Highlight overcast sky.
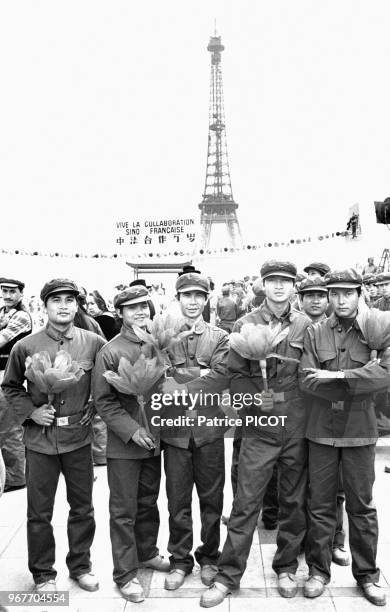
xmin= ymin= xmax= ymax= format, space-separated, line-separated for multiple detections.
xmin=1 ymin=0 xmax=390 ymax=260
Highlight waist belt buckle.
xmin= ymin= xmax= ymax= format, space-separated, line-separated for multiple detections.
xmin=331 ymin=401 xmax=344 ymax=412
xmin=56 ymin=416 xmax=69 ymax=426
xmin=273 ymin=392 xmax=285 ymax=403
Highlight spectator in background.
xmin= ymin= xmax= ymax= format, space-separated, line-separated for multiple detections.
xmin=251 ymin=278 xmax=266 ymax=308
xmin=216 ymin=285 xmax=238 ymax=333
xmin=362 ymin=257 xmax=378 ymax=275
xmin=0 ymin=277 xmax=32 ymax=492
xmin=28 ymin=296 xmax=46 ymax=330
xmin=86 ymin=291 xmax=120 ymax=340
xmin=75 ymin=295 xmax=105 ymax=337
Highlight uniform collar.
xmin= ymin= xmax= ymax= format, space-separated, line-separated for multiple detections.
xmin=45 ymin=321 xmax=75 ymax=341
xmin=260 ymin=299 xmax=292 ymax=323
xmin=184 ymin=317 xmax=206 ymax=334
xmin=329 ymin=312 xmax=360 ymax=331
xmin=120 ymin=323 xmax=145 ymax=343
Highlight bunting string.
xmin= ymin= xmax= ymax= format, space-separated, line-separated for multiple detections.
xmin=0 ymin=231 xmax=349 ymax=260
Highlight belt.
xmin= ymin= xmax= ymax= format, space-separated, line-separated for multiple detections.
xmin=331 ymin=399 xmax=368 ymax=412
xmin=272 ymin=390 xmax=300 ymax=403
xmin=54 ymin=410 xmax=85 ymax=427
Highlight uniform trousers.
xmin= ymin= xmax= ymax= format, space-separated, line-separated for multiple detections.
xmin=231 ymin=436 xmax=278 ymax=525
xmin=0 ymin=370 xmax=25 ymax=487
xmin=26 ymin=445 xmax=95 ymax=584
xmin=216 ymin=434 xmax=307 ymax=590
xmin=163 ymin=438 xmax=225 ymax=573
xmin=232 ymin=435 xmax=345 ymax=542
xmin=107 ymin=455 xmax=161 ymax=586
xmin=306 ymin=441 xmax=380 ymax=585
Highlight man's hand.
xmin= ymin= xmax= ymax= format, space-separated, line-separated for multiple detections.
xmin=79 ymin=402 xmax=96 ymax=427
xmin=30 ymin=404 xmax=56 ymax=426
xmin=132 ymin=427 xmax=156 ymax=451
xmin=260 ymin=391 xmax=274 ymax=413
xmin=303 ymin=368 xmax=344 ymax=389
xmin=160 ymin=378 xmax=188 ymax=395
xmin=303 ymin=368 xmax=344 ymax=380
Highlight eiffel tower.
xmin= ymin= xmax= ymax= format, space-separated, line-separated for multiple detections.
xmin=198 ymin=31 xmax=243 ymax=250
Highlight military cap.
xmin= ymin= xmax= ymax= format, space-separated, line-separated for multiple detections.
xmin=129 ymin=278 xmax=151 ymax=289
xmin=261 ymin=260 xmax=297 ymax=281
xmin=297 ymin=277 xmax=328 ymax=294
xmin=303 ymin=262 xmax=331 ymax=276
xmin=178 ymin=265 xmax=201 ymax=277
xmin=374 ymin=272 xmax=390 ymax=285
xmin=363 ymin=273 xmax=375 ymax=285
xmin=0 ymin=277 xmax=25 ymax=290
xmin=113 ymin=285 xmax=149 ymax=309
xmin=176 ymin=272 xmax=209 ymax=294
xmin=40 ymin=279 xmax=79 ymax=303
xmin=324 ymin=268 xmax=362 ymax=289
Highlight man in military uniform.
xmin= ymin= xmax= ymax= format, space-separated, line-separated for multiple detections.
xmin=200 ymin=260 xmax=311 ymax=606
xmin=303 ymin=262 xmax=331 ymax=278
xmin=363 ymin=274 xmax=379 ymax=307
xmin=372 ymin=272 xmax=390 ymax=311
xmin=2 ymin=279 xmax=104 ymax=592
xmin=93 ymin=285 xmax=170 ymax=603
xmin=160 ymin=272 xmax=229 ymax=591
xmin=0 ymin=277 xmax=32 ymax=492
xmin=300 ymin=269 xmax=389 ymax=606
xmin=298 ymin=277 xmax=329 ymax=323
xmin=297 ymin=277 xmax=349 ymax=567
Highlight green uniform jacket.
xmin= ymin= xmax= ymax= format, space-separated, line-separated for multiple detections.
xmin=230 ymin=300 xmax=311 ymax=440
xmin=1 ymin=323 xmax=105 ymax=454
xmin=161 ymin=319 xmax=230 ymax=448
xmin=300 ymin=313 xmax=390 ymax=446
xmin=93 ymin=324 xmax=164 ymax=459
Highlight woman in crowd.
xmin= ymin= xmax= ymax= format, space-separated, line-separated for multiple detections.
xmin=86 ymin=290 xmax=120 ymax=341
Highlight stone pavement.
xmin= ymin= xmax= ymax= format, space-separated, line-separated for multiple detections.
xmin=1 ymin=439 xmax=390 ymax=612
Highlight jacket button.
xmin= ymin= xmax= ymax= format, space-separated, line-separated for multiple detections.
xmin=189 ymin=355 xmax=195 ymax=360
xmin=60 ymin=400 xmax=65 ymax=405
xmin=60 ymin=340 xmax=64 ymax=345
xmin=189 ymin=336 xmax=194 ymax=340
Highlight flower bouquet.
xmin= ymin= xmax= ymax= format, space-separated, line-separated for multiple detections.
xmin=132 ymin=314 xmax=201 ymax=382
xmin=132 ymin=314 xmax=194 ymax=365
xmin=229 ymin=322 xmax=299 ymax=391
xmin=25 ymin=350 xmax=85 ymax=433
xmin=103 ymin=353 xmax=168 ymax=433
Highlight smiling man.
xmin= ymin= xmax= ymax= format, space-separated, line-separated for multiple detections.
xmin=93 ymin=285 xmax=170 ymax=603
xmin=0 ymin=277 xmax=32 ymax=492
xmin=300 ymin=269 xmax=390 ymax=606
xmin=160 ymin=272 xmax=229 ymax=592
xmin=1 ymin=278 xmax=105 ymax=593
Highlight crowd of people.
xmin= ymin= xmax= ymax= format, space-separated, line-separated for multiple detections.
xmin=0 ymin=254 xmax=389 ymax=607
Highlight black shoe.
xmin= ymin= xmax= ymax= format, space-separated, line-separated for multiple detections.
xmin=384 ymin=466 xmax=390 ymax=473
xmin=4 ymin=483 xmax=26 ymax=493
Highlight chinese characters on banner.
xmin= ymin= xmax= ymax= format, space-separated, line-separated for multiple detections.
xmin=115 ymin=218 xmax=197 ymax=249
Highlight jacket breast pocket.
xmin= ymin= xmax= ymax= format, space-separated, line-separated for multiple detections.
xmin=317 ymin=349 xmax=337 ymax=368
xmin=349 ymin=345 xmax=370 ymax=367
